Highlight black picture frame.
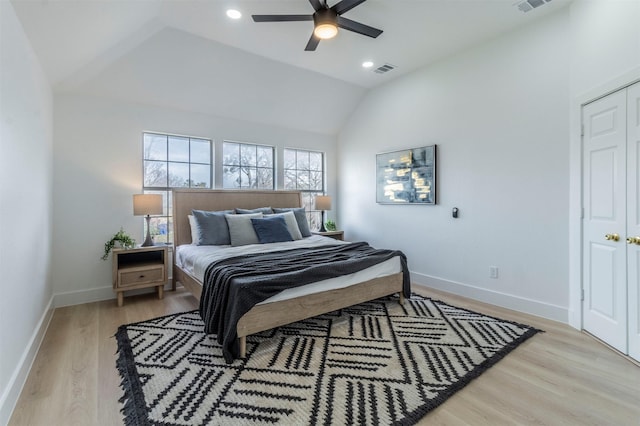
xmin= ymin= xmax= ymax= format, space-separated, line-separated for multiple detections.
xmin=376 ymin=145 xmax=436 ymax=204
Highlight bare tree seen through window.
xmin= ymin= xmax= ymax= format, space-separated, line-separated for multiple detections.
xmin=222 ymin=142 xmax=274 ymax=189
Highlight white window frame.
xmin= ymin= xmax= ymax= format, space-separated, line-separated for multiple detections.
xmin=142 ymin=132 xmax=213 ymax=243
xmin=283 ymin=147 xmax=325 ymax=230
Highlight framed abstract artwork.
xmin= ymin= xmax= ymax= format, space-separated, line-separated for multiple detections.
xmin=376 ymin=145 xmax=436 ymax=204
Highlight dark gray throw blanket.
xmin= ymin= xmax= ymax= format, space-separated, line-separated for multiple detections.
xmin=199 ymin=242 xmax=410 ymax=363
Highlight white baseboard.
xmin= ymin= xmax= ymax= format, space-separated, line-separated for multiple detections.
xmin=53 ymin=285 xmax=115 ymax=307
xmin=0 ymin=296 xmax=54 ymax=426
xmin=53 ymin=281 xmax=175 ymax=308
xmin=411 ymin=272 xmax=568 ymax=323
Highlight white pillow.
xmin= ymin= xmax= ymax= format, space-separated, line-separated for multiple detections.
xmin=225 ymin=213 xmax=263 ymax=246
xmin=188 ymin=215 xmax=200 ymax=245
xmin=268 ymin=210 xmax=302 ymax=240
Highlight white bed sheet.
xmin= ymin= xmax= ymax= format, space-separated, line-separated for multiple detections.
xmin=175 ymin=235 xmax=401 ymax=304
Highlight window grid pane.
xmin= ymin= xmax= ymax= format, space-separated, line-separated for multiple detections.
xmin=191 ymin=139 xmax=211 ymax=164
xmin=168 ymin=136 xmax=189 ymax=162
xmin=144 ymin=161 xmax=168 ymax=187
xmin=143 ymin=133 xmax=212 ymax=244
xmin=144 ymin=134 xmax=167 ymax=161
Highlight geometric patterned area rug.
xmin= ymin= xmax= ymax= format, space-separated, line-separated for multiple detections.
xmin=115 ymin=294 xmax=540 ymax=425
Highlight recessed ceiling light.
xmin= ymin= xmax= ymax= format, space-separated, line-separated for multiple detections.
xmin=362 ymin=61 xmax=374 ymax=68
xmin=226 ymin=9 xmax=242 ymax=19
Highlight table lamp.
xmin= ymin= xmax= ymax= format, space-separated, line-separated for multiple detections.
xmin=133 ymin=194 xmax=163 ymax=247
xmin=314 ymin=195 xmax=332 ymax=233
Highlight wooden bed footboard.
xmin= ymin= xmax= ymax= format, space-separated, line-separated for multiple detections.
xmin=235 ymin=272 xmax=404 ymax=358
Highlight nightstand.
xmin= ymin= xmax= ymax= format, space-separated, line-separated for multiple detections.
xmin=112 ymin=245 xmax=168 ymax=307
xmin=312 ymin=230 xmax=344 ymax=241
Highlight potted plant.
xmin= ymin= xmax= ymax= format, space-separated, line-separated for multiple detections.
xmin=101 ymin=228 xmax=136 ymax=260
xmin=325 ymin=220 xmax=337 ymax=231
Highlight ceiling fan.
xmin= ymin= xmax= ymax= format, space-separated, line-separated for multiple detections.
xmin=252 ymin=0 xmax=383 ymax=51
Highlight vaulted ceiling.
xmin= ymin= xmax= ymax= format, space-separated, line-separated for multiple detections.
xmin=11 ymin=0 xmax=571 ymax=134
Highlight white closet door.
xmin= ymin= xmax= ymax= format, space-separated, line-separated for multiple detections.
xmin=627 ymin=81 xmax=640 ymax=362
xmin=582 ymin=90 xmax=628 ymax=353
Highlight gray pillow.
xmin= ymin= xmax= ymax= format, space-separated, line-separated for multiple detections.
xmin=268 ymin=210 xmax=302 ymax=240
xmin=236 ymin=207 xmax=274 ymax=214
xmin=191 ymin=209 xmax=235 ymax=245
xmin=225 ymin=213 xmax=263 ymax=246
xmin=273 ymin=207 xmax=311 ymax=237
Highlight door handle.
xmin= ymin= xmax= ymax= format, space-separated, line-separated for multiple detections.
xmin=627 ymin=236 xmax=640 ymax=245
xmin=605 ymin=233 xmax=620 ymax=241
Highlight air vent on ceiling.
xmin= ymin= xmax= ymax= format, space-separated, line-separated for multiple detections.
xmin=515 ymin=0 xmax=552 ymax=13
xmin=373 ymin=63 xmax=397 ymax=74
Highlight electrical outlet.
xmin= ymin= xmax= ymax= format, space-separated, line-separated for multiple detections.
xmin=490 ymin=266 xmax=499 ymax=279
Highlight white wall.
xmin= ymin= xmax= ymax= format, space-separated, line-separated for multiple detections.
xmin=567 ymin=0 xmax=640 ymax=327
xmin=64 ymin=27 xmax=366 ymax=137
xmin=0 ymin=1 xmax=53 ymax=423
xmin=338 ymin=9 xmax=571 ymax=321
xmin=570 ymin=0 xmax=640 ymax=97
xmin=52 ymin=94 xmax=338 ymax=304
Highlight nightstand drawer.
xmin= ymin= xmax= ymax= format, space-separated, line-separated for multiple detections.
xmin=119 ymin=265 xmax=164 ymax=287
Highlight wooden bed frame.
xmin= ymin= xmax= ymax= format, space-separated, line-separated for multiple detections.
xmin=172 ymin=189 xmax=404 ymax=358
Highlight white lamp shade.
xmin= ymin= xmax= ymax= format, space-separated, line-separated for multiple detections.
xmin=133 ymin=194 xmax=163 ymax=216
xmin=314 ymin=195 xmax=332 ymax=211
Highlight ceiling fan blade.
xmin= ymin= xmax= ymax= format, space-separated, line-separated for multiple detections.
xmin=331 ymin=0 xmax=367 ymax=15
xmin=308 ymin=0 xmax=324 ymax=12
xmin=252 ymin=14 xmax=313 ymax=22
xmin=336 ymin=16 xmax=382 ymax=38
xmin=305 ymin=34 xmax=321 ymax=51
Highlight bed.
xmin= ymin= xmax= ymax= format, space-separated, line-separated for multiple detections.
xmin=172 ymin=189 xmax=409 ymax=362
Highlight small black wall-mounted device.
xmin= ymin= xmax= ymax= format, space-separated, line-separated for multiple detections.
xmin=452 ymin=207 xmax=459 ymax=218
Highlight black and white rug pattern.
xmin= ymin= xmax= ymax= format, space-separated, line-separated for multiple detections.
xmin=116 ymin=294 xmax=540 ymax=425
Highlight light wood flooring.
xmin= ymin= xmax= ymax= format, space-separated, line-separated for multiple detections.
xmin=9 ymin=286 xmax=640 ymax=425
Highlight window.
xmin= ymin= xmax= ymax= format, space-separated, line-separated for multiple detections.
xmin=143 ymin=132 xmax=212 ymax=243
xmin=222 ymin=141 xmax=275 ymax=189
xmin=284 ymin=148 xmax=325 ymax=230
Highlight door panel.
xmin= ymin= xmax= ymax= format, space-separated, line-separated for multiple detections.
xmin=589 ymin=149 xmax=617 ymax=219
xmin=627 ymin=81 xmax=640 ymax=361
xmin=583 ymin=90 xmax=627 ymax=353
xmin=630 ymin=250 xmax=640 ymax=361
xmin=591 ymin=107 xmax=618 ymax=137
xmin=589 ymin=243 xmax=616 ymax=319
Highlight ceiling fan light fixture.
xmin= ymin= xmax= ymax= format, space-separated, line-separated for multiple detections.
xmin=314 ymin=23 xmax=338 ymax=39
xmin=313 ymin=8 xmax=338 ymax=40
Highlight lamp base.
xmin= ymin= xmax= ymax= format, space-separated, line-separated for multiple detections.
xmin=141 ymin=215 xmax=155 ymax=247
xmin=318 ymin=211 xmax=327 ymax=233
